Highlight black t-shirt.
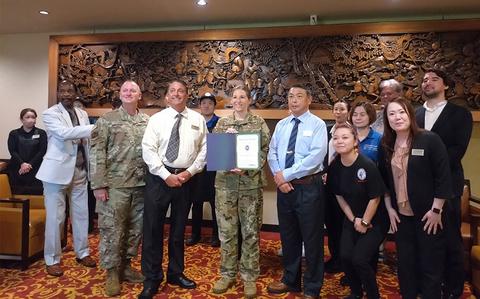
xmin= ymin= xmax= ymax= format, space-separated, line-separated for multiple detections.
xmin=327 ymin=153 xmax=388 ymax=226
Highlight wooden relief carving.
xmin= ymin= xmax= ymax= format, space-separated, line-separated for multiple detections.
xmin=58 ymin=31 xmax=480 ymax=110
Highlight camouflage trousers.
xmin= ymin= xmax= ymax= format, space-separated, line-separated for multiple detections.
xmin=215 ymin=188 xmax=263 ymax=282
xmin=96 ymin=187 xmax=144 ymax=270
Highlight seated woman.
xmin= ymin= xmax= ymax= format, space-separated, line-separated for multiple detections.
xmin=327 ymin=123 xmax=388 ymax=299
xmin=379 ymin=98 xmax=452 ymax=299
xmin=7 ymin=108 xmax=47 ymax=195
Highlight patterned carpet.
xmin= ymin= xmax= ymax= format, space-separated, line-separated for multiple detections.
xmin=0 ymin=228 xmax=475 ymax=298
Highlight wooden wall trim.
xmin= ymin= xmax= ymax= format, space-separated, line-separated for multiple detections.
xmin=48 ymin=38 xmax=59 ymax=107
xmin=50 ymin=19 xmax=480 ymax=44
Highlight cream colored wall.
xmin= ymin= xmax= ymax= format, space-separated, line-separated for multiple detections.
xmin=0 ymin=33 xmax=50 ymax=159
xmin=1 ymin=33 xmax=479 ymax=226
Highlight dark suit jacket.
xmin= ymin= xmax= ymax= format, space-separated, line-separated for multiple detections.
xmin=416 ymin=102 xmax=473 ymax=197
xmin=379 ymin=131 xmax=453 ymax=217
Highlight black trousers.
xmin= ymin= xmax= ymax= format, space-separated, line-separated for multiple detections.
xmin=324 ymin=185 xmax=343 ymax=263
xmin=443 ymin=197 xmax=465 ymax=297
xmin=396 ymin=214 xmax=447 ymax=299
xmin=277 ymin=177 xmax=325 ymax=297
xmin=340 ymin=220 xmax=387 ymax=299
xmin=190 ymin=170 xmax=218 ymax=238
xmin=141 ymin=172 xmax=196 ymax=283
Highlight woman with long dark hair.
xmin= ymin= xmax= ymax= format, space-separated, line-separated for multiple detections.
xmin=379 ymin=98 xmax=452 ymax=299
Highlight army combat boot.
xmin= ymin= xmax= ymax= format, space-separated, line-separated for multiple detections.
xmin=105 ymin=268 xmax=121 ymax=297
xmin=120 ymin=262 xmax=144 ymax=283
xmin=212 ymin=277 xmax=236 ymax=294
xmin=244 ymin=281 xmax=257 ymax=298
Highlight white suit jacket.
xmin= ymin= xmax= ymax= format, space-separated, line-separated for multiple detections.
xmin=36 ymin=103 xmax=93 ymax=185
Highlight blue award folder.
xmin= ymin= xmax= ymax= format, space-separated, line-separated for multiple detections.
xmin=206 ymin=133 xmax=236 ymax=171
xmin=206 ymin=132 xmax=260 ymax=171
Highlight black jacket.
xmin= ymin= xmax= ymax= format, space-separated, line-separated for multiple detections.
xmin=416 ymin=102 xmax=473 ymax=197
xmin=379 ymin=130 xmax=453 ymax=217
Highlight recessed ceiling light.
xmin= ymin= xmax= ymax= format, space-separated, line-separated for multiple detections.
xmin=196 ymin=0 xmax=207 ymax=6
xmin=39 ymin=10 xmax=49 ymax=15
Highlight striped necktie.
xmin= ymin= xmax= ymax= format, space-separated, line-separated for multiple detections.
xmin=165 ymin=113 xmax=182 ymax=163
xmin=285 ymin=118 xmax=300 ymax=168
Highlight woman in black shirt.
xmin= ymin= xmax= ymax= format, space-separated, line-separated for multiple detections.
xmin=7 ymin=108 xmax=47 ymax=195
xmin=379 ymin=98 xmax=452 ymax=299
xmin=327 ymin=123 xmax=388 ymax=299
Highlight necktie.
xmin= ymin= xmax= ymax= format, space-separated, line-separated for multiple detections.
xmin=285 ymin=118 xmax=300 ymax=168
xmin=166 ymin=113 xmax=182 ymax=163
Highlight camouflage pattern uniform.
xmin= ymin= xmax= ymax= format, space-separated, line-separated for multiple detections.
xmin=90 ymin=107 xmax=149 ymax=270
xmin=213 ymin=112 xmax=270 ymax=282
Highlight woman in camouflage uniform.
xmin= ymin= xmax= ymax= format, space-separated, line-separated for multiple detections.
xmin=212 ymin=86 xmax=270 ymax=298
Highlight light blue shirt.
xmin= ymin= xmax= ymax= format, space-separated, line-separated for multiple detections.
xmin=268 ymin=111 xmax=328 ymax=182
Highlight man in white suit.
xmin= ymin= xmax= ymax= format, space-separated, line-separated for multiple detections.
xmin=36 ymin=80 xmax=96 ymax=276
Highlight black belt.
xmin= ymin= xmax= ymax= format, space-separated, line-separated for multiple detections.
xmin=291 ymin=172 xmax=322 ymax=185
xmin=164 ymin=165 xmax=187 ymax=174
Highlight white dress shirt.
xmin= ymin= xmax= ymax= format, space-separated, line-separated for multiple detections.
xmin=142 ymin=107 xmax=207 ymax=180
xmin=423 ymin=100 xmax=447 ymax=131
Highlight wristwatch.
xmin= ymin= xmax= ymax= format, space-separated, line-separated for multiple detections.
xmin=361 ymin=219 xmax=370 ymax=227
xmin=431 ymin=207 xmax=442 ymax=214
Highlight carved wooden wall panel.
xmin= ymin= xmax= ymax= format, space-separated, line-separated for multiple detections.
xmin=57 ymin=31 xmax=480 ymax=110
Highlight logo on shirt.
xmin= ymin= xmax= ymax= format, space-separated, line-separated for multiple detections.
xmin=357 ymin=168 xmax=367 ymax=181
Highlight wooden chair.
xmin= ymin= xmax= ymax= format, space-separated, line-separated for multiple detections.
xmin=467 ymin=180 xmax=480 ymax=296
xmin=0 ymin=173 xmax=45 ymax=269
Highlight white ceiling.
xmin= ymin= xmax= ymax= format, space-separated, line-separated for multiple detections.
xmin=1 ymin=0 xmax=480 ymax=34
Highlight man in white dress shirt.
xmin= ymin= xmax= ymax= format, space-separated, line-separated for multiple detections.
xmin=36 ymin=80 xmax=96 ymax=277
xmin=139 ymin=80 xmax=207 ymax=299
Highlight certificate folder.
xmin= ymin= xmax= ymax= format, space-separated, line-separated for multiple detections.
xmin=207 ymin=133 xmax=260 ymax=171
xmin=206 ymin=133 xmax=236 ymax=171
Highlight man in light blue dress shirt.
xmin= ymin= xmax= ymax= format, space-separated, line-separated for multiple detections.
xmin=267 ymin=84 xmax=328 ymax=299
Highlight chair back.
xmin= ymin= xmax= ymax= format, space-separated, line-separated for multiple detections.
xmin=0 ymin=174 xmax=13 ymax=198
xmin=462 ymin=180 xmax=472 ymax=223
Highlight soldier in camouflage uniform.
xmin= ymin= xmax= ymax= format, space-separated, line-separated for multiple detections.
xmin=89 ymin=80 xmax=149 ymax=297
xmin=212 ymin=86 xmax=270 ymax=299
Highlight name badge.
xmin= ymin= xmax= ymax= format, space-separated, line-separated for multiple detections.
xmin=303 ymin=130 xmax=313 ymax=137
xmin=191 ymin=125 xmax=199 ymax=130
xmin=32 ymin=134 xmax=40 ymax=139
xmin=411 ymin=149 xmax=424 ymax=156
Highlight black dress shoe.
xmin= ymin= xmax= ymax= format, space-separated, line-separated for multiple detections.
xmin=167 ymin=275 xmax=197 ymax=289
xmin=138 ymin=281 xmax=160 ymax=299
xmin=211 ymin=237 xmax=220 ymax=247
xmin=186 ymin=235 xmax=200 ymax=246
xmin=343 ymin=294 xmax=362 ymax=299
xmin=324 ymin=259 xmax=341 ymax=274
xmin=340 ymin=275 xmax=349 ymax=286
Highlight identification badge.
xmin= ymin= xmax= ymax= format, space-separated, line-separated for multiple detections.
xmin=411 ymin=149 xmax=424 ymax=156
xmin=32 ymin=134 xmax=40 ymax=139
xmin=303 ymin=130 xmax=313 ymax=137
xmin=191 ymin=125 xmax=199 ymax=130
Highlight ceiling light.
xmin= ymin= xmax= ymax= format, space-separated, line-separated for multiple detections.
xmin=39 ymin=10 xmax=49 ymax=15
xmin=196 ymin=0 xmax=207 ymax=6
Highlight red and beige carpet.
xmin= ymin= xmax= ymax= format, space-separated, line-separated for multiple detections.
xmin=0 ymin=229 xmax=475 ymax=298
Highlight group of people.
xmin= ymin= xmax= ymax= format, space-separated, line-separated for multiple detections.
xmin=6 ymin=68 xmax=472 ymax=299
